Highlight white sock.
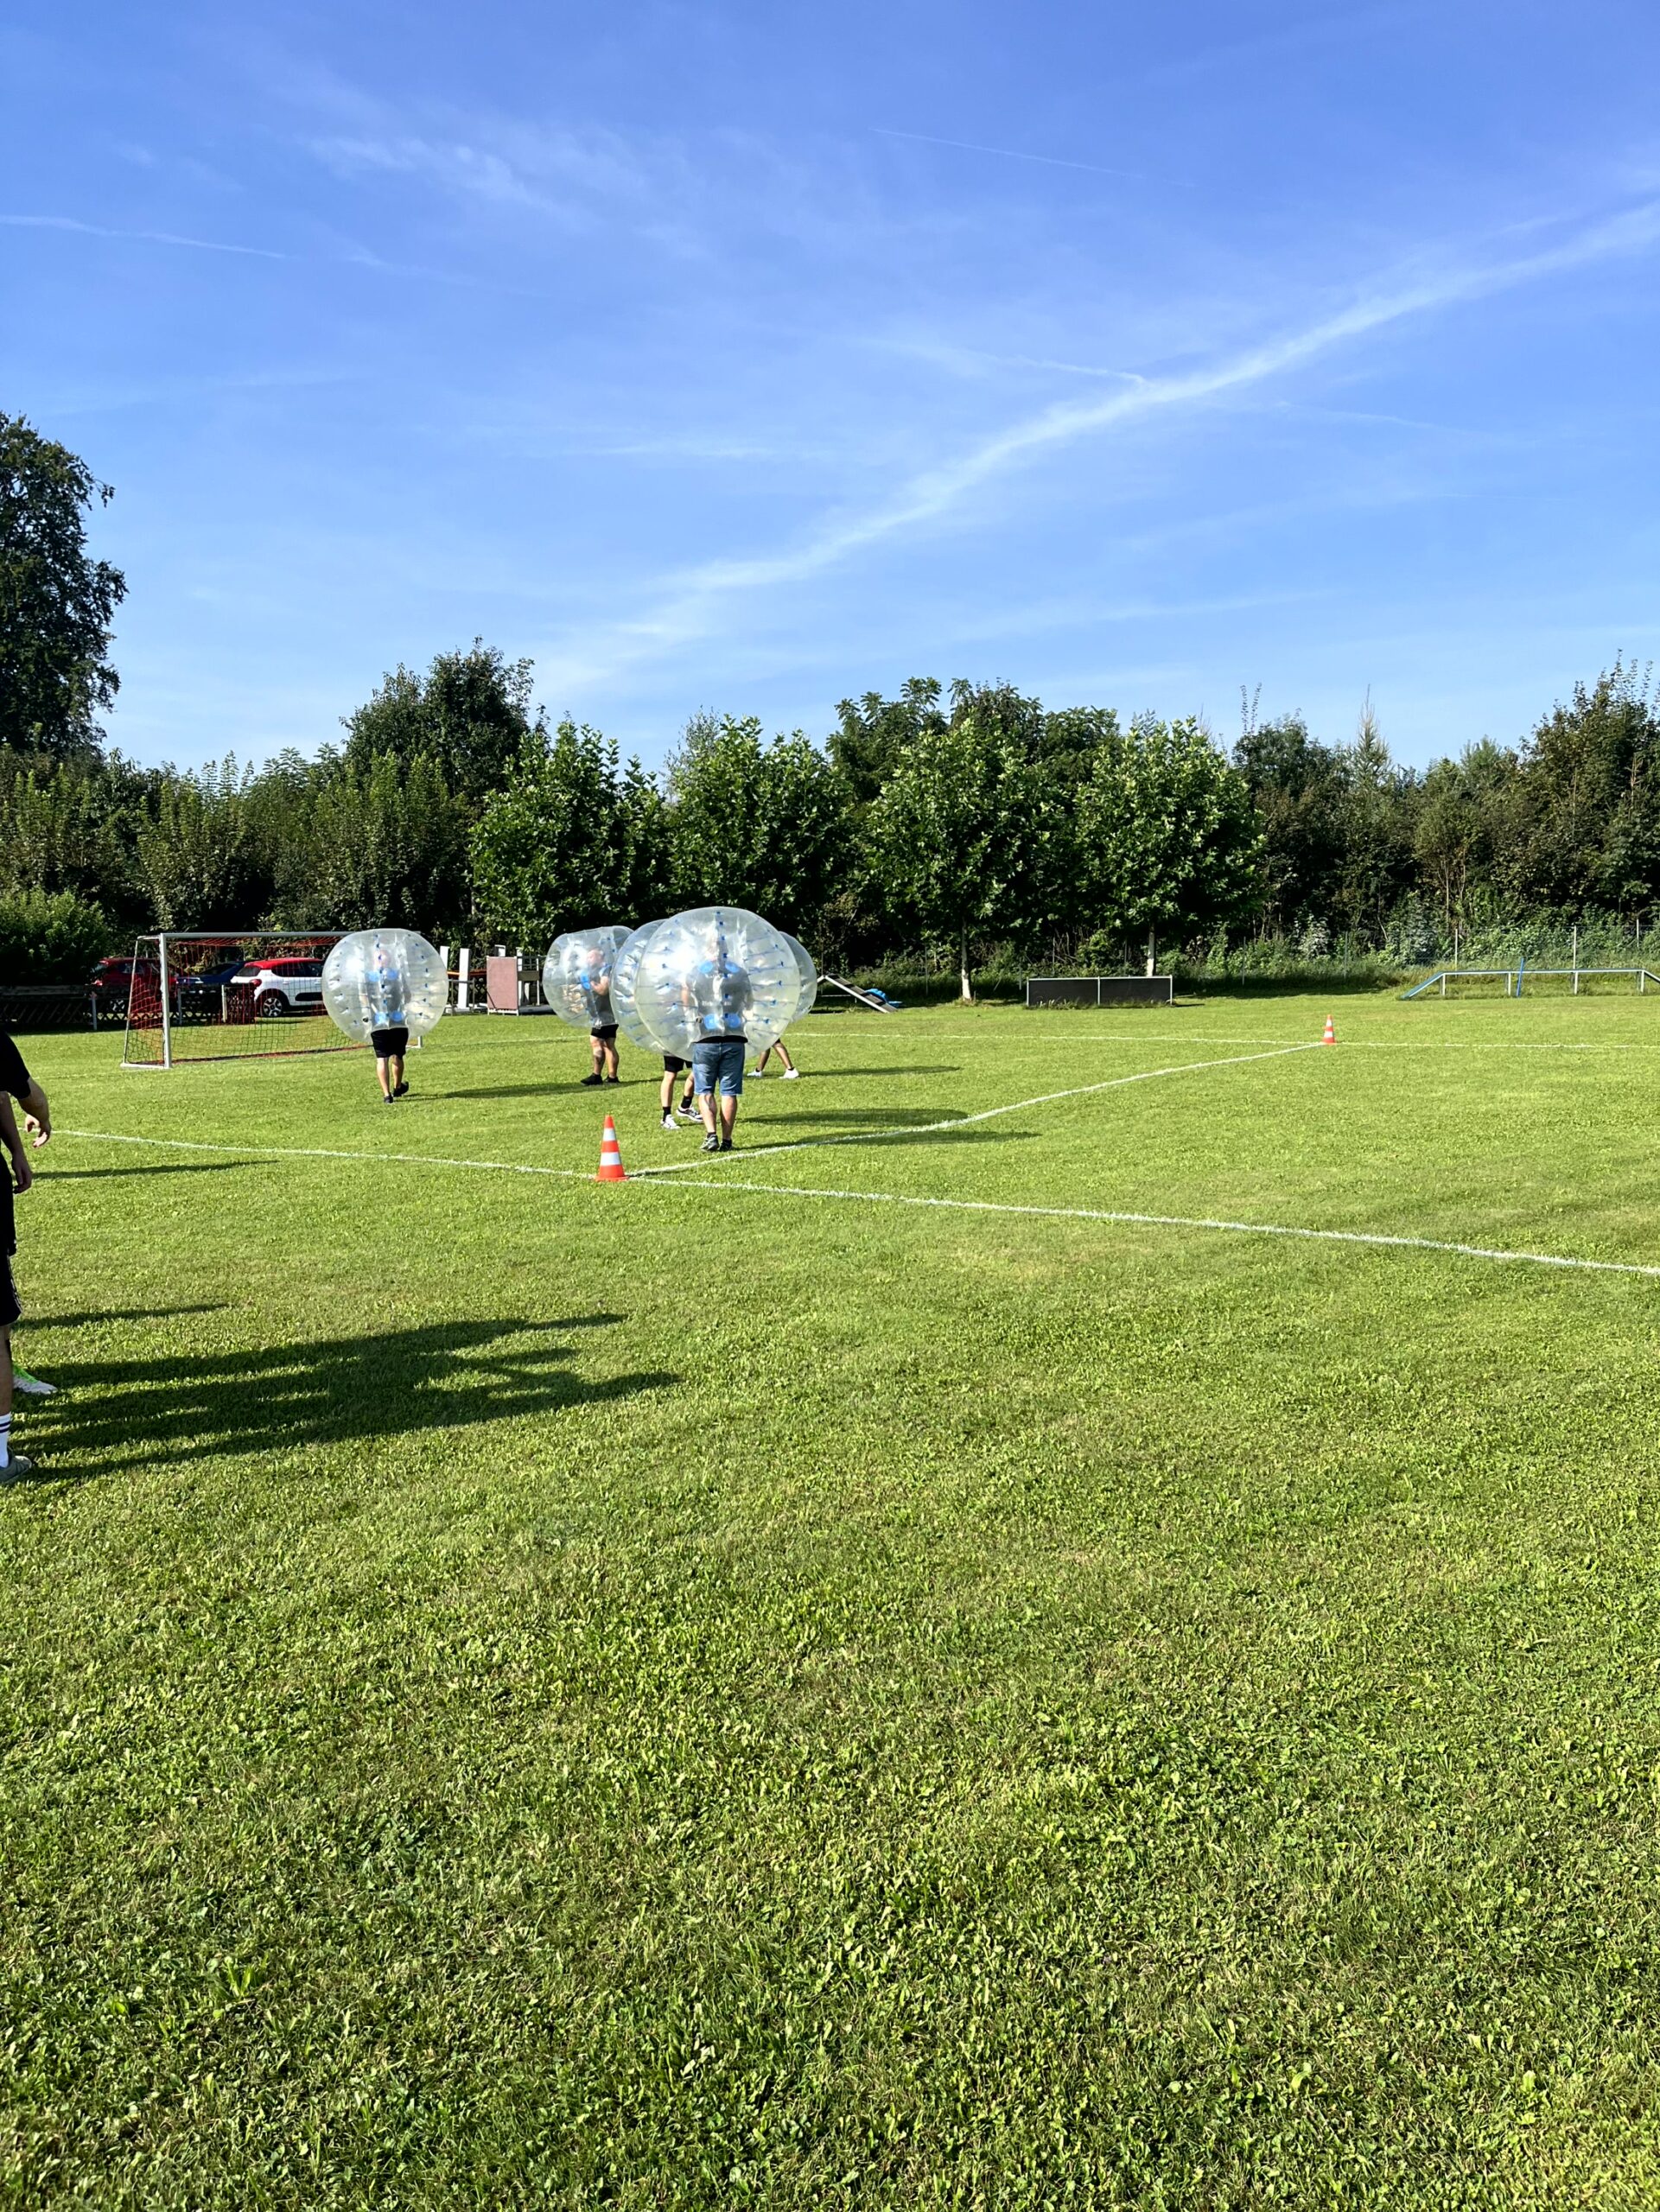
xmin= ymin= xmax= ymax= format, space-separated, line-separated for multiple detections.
xmin=0 ymin=1413 xmax=10 ymax=1469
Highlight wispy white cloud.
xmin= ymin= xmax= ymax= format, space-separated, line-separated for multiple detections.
xmin=0 ymin=208 xmax=547 ymax=300
xmin=874 ymin=127 xmax=1138 ymax=181
xmin=867 ymin=334 xmax=1148 ymax=385
xmin=308 ymin=120 xmax=658 ymax=233
xmin=0 ymin=213 xmax=289 ymax=259
xmin=536 ymin=195 xmax=1660 ymax=690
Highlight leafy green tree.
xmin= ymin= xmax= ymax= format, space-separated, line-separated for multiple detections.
xmin=134 ymin=760 xmax=270 ymax=931
xmin=0 ymin=753 xmax=139 ymax=921
xmin=1037 ymin=704 xmax=1120 ymax=787
xmin=295 ymin=751 xmax=467 ymax=934
xmin=470 ymin=720 xmax=658 ymax=945
xmin=866 ymin=710 xmax=1054 ymax=999
xmin=1515 ymin=661 xmax=1660 ymax=913
xmin=829 ymin=679 xmax=946 ymax=806
xmin=342 ymin=641 xmax=537 ymax=804
xmin=1233 ymin=711 xmax=1346 ymax=932
xmin=1077 ymin=715 xmax=1263 ymax=968
xmin=668 ymin=715 xmax=853 ymax=939
xmin=0 ymin=413 xmax=126 ymax=759
xmin=1414 ymin=741 xmax=1520 ymax=933
xmin=1333 ymin=702 xmax=1418 ymax=941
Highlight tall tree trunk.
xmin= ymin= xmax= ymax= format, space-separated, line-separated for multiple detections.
xmin=959 ymin=930 xmax=972 ymax=1002
xmin=1145 ymin=926 xmax=1156 ymax=978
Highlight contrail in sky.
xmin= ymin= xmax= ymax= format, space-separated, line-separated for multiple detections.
xmin=540 ymin=194 xmax=1660 ymax=688
xmin=875 ymin=127 xmax=1138 ymax=180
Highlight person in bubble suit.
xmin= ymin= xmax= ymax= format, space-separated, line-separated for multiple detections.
xmin=658 ymin=1053 xmax=698 ymax=1130
xmin=683 ymin=937 xmax=754 ymax=1152
xmin=574 ymin=941 xmax=622 ymax=1088
xmin=372 ymin=1020 xmax=409 ymax=1103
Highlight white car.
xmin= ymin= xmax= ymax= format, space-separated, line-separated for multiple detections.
xmin=235 ymin=955 xmax=327 ymax=1016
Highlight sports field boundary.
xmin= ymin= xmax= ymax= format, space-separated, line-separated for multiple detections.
xmin=634 ymin=1040 xmax=1321 ymax=1176
xmin=56 ymin=1128 xmax=1660 ymax=1284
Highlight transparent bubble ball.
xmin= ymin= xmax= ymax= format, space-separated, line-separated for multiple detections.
xmin=541 ymin=925 xmax=633 ymax=1033
xmin=322 ymin=929 xmax=448 ymax=1044
xmin=780 ymin=932 xmax=817 ymax=1024
xmin=609 ymin=920 xmax=669 ymax=1052
xmin=631 ymin=906 xmax=798 ymax=1058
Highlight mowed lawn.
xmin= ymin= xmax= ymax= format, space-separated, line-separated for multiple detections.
xmin=8 ymin=990 xmax=1660 ymax=2206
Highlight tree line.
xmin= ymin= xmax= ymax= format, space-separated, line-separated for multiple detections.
xmin=6 ymin=409 xmax=1660 ymax=994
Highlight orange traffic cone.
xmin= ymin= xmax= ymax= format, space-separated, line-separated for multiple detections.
xmin=595 ymin=1114 xmax=627 ymax=1181
xmin=1321 ymin=1014 xmax=1336 ymax=1046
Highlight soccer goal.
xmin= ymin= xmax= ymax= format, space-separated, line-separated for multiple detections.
xmin=118 ymin=932 xmax=353 ymax=1069
xmin=1402 ymin=965 xmax=1660 ymax=1001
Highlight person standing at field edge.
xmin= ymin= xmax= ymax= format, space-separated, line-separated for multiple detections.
xmin=0 ymin=1027 xmax=53 ymax=1479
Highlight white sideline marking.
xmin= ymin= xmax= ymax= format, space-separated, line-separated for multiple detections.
xmin=830 ymin=1035 xmax=1645 ymax=1052
xmin=633 ymin=1041 xmax=1322 ymax=1177
xmin=653 ymin=1177 xmax=1660 ymax=1281
xmin=59 ymin=1126 xmax=1660 ymax=1283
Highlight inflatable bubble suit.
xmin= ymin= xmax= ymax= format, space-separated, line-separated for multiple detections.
xmin=630 ymin=906 xmax=798 ymax=1059
xmin=780 ymin=932 xmax=817 ymax=1024
xmin=541 ymin=925 xmax=632 ymax=1033
xmin=322 ymin=928 xmax=448 ymax=1045
xmin=609 ymin=920 xmax=669 ymax=1052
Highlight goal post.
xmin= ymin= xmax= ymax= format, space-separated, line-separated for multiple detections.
xmin=118 ymin=931 xmax=357 ymax=1068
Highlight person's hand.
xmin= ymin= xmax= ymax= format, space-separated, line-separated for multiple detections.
xmin=24 ymin=1112 xmax=49 ymax=1148
xmin=10 ymin=1153 xmax=32 ymax=1195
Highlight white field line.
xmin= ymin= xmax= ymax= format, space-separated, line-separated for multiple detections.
xmin=794 ymin=1029 xmax=1649 ymax=1051
xmin=633 ymin=1041 xmax=1321 ymax=1177
xmin=651 ymin=1177 xmax=1660 ymax=1281
xmin=55 ymin=1127 xmax=1660 ymax=1285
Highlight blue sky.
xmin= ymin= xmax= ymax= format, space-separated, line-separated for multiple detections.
xmin=4 ymin=0 xmax=1659 ymax=773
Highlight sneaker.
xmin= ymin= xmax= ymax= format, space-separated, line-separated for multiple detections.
xmin=12 ymin=1370 xmax=55 ymax=1397
xmin=701 ymin=1132 xmax=721 ymax=1152
xmin=676 ymin=1104 xmax=700 ymax=1121
xmin=748 ymin=1066 xmax=765 ymax=1077
xmin=580 ymin=1072 xmax=604 ymax=1087
xmin=383 ymin=1094 xmax=396 ymax=1105
xmin=603 ymin=1076 xmax=621 ymax=1085
xmin=393 ymin=1080 xmax=409 ymax=1097
xmin=0 ymin=1452 xmax=36 ymax=1484
xmin=661 ymin=1112 xmax=677 ymax=1132
xmin=720 ymin=1138 xmax=734 ymax=1151
xmin=781 ymin=1067 xmax=800 ymax=1080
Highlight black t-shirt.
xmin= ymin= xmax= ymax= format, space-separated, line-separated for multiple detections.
xmin=0 ymin=1029 xmax=29 ymax=1255
xmin=0 ymin=1028 xmax=30 ymax=1103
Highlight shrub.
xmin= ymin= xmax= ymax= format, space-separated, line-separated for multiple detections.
xmin=0 ymin=887 xmax=112 ymax=984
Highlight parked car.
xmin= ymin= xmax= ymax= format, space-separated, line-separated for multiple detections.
xmin=90 ymin=955 xmax=162 ymax=1020
xmin=233 ymin=955 xmax=327 ymax=1016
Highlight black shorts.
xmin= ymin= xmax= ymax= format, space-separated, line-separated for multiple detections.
xmin=0 ymin=1255 xmax=18 ymax=1330
xmin=591 ymin=1023 xmax=619 ymax=1041
xmin=662 ymin=1054 xmax=689 ymax=1074
xmin=370 ymin=1026 xmax=410 ymax=1058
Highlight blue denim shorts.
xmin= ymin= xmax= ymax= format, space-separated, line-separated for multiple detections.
xmin=691 ymin=1038 xmax=746 ymax=1099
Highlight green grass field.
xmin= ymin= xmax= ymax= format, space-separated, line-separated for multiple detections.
xmin=8 ymin=988 xmax=1660 ymax=2207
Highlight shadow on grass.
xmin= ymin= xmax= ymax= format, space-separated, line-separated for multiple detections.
xmin=35 ymin=1304 xmax=230 ymax=1327
xmin=438 ymin=1083 xmax=625 ymax=1103
xmin=18 ymin=1313 xmax=674 ymax=1480
xmin=742 ymin=1104 xmax=960 ymax=1128
xmin=43 ymin=1162 xmax=248 ymax=1179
